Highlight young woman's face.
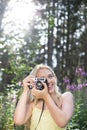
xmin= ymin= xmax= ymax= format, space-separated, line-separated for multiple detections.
xmin=36 ymin=68 xmax=56 ymax=94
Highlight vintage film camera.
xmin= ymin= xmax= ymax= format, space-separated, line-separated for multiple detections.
xmin=35 ymin=78 xmax=48 ymax=90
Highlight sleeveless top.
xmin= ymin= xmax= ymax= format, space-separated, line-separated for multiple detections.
xmin=24 ymin=107 xmax=66 ymax=130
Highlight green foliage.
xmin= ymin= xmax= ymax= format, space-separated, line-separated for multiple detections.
xmin=0 ymin=92 xmax=14 ymax=129
xmin=0 ymin=86 xmax=25 ymax=130
xmin=48 ymin=16 xmax=55 ymax=29
xmin=14 ymin=125 xmax=24 ymax=130
xmin=65 ymin=67 xmax=87 ymax=130
xmin=67 ymin=91 xmax=87 ymax=130
xmin=67 ymin=103 xmax=87 ymax=129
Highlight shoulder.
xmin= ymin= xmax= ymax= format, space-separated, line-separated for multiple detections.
xmin=62 ymin=91 xmax=74 ymax=104
xmin=62 ymin=91 xmax=73 ymax=98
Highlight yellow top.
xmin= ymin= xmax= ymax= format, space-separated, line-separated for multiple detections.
xmin=24 ymin=107 xmax=66 ymax=130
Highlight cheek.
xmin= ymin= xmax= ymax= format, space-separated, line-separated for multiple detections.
xmin=48 ymin=85 xmax=55 ymax=93
xmin=52 ymin=78 xmax=56 ymax=84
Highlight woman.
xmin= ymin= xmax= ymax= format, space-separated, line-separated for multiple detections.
xmin=14 ymin=64 xmax=74 ymax=130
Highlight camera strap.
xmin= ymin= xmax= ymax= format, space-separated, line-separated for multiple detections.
xmin=34 ymin=100 xmax=45 ymax=130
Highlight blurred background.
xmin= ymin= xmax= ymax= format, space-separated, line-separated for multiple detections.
xmin=0 ymin=0 xmax=87 ymax=129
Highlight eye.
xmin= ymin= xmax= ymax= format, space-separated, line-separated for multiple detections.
xmin=48 ymin=74 xmax=54 ymax=79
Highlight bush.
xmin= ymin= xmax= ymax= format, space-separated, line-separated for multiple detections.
xmin=67 ymin=95 xmax=87 ymax=130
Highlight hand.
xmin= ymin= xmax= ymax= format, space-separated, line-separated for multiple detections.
xmin=22 ymin=75 xmax=35 ymax=92
xmin=31 ymin=82 xmax=49 ymax=100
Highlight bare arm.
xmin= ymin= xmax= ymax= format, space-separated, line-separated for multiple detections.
xmin=14 ymin=75 xmax=35 ymax=125
xmin=44 ymin=92 xmax=74 ymax=128
xmin=14 ymin=91 xmax=33 ymax=125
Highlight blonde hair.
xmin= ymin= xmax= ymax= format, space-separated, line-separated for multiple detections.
xmin=29 ymin=64 xmax=62 ymax=107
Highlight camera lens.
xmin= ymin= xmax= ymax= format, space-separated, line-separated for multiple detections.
xmin=36 ymin=80 xmax=44 ymax=90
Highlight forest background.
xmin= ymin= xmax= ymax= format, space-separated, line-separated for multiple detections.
xmin=0 ymin=0 xmax=87 ymax=130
